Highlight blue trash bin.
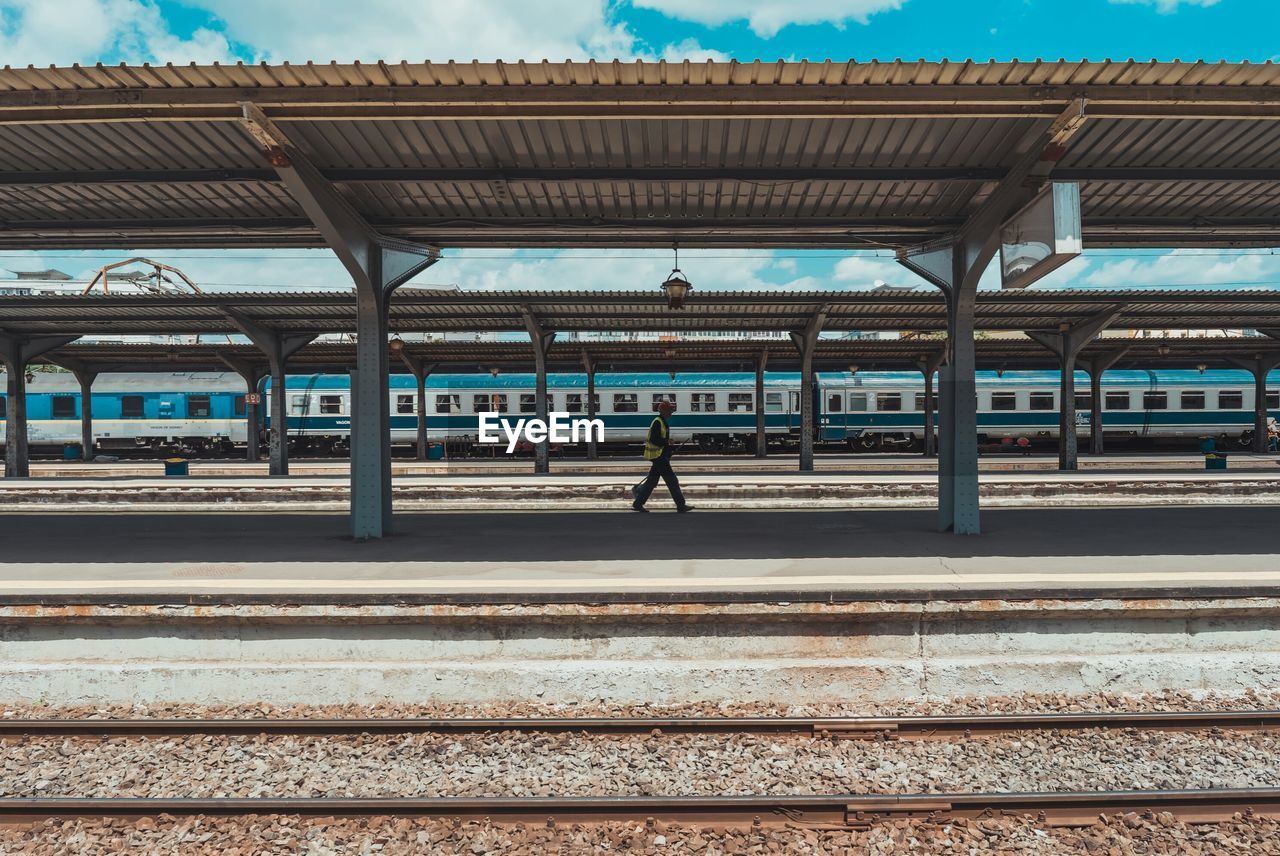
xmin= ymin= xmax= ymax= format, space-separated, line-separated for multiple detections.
xmin=427 ymin=443 xmax=445 ymax=461
xmin=63 ymin=444 xmax=81 ymax=461
xmin=163 ymin=458 xmax=189 ymax=477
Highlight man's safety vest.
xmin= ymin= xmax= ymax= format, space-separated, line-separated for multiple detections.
xmin=643 ymin=417 xmax=667 ymax=460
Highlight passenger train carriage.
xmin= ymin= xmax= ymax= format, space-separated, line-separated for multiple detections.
xmin=2 ymin=369 xmax=1277 ymax=455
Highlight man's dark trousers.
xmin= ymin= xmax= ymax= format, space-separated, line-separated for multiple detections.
xmin=634 ymin=454 xmax=686 ymax=508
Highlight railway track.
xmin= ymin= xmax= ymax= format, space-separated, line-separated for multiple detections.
xmin=4 ymin=711 xmax=1278 ymax=828
xmin=0 ymin=789 xmax=1278 ymax=827
xmin=4 ymin=709 xmax=1279 ymax=739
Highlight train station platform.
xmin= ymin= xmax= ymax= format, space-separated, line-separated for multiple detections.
xmin=1 ymin=505 xmax=1277 ymax=603
xmin=8 ymin=450 xmax=1280 ymax=478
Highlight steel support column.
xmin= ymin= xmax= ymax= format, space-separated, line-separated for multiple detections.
xmin=1226 ymin=353 xmax=1280 ymax=453
xmin=240 ymin=102 xmax=439 ymax=538
xmin=217 ymin=353 xmax=266 ymax=462
xmin=755 ymin=351 xmax=769 ymax=458
xmin=0 ymin=332 xmax=78 ymax=478
xmin=1027 ymin=308 xmax=1122 ymax=471
xmin=789 ymin=308 xmax=828 ymax=472
xmin=74 ymin=368 xmax=97 ymax=460
xmin=522 ymin=308 xmax=557 ymax=474
xmin=397 ymin=352 xmax=435 ymax=462
xmin=225 ymin=311 xmax=315 ymax=477
xmin=897 ymin=99 xmax=1088 ymax=532
xmin=1081 ymin=348 xmax=1128 ymax=456
xmin=582 ymin=353 xmax=598 ymax=460
xmin=914 ymin=351 xmax=944 ymax=457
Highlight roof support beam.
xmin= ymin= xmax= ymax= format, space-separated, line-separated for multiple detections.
xmin=0 ymin=331 xmax=80 ymax=478
xmin=1224 ymin=351 xmax=1280 ymax=454
xmin=394 ymin=351 xmax=437 ymax=462
xmin=225 ymin=309 xmax=316 ymax=476
xmin=581 ymin=352 xmax=598 ymax=460
xmin=215 ymin=351 xmax=268 ymax=463
xmin=789 ymin=306 xmax=829 ymax=472
xmin=914 ymin=350 xmax=945 ymax=457
xmin=755 ymin=350 xmax=770 ymax=459
xmin=240 ymin=101 xmax=439 ymax=538
xmin=1080 ymin=346 xmax=1131 ymax=457
xmin=523 ymin=307 xmax=558 ymax=475
xmin=1026 ymin=306 xmax=1124 ymax=471
xmin=895 ymin=98 xmax=1089 ymax=533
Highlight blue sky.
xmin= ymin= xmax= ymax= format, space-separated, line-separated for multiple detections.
xmin=0 ymin=0 xmax=1276 ymax=295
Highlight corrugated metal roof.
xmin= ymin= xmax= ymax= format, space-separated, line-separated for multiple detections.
xmin=0 ymin=60 xmax=1274 ymax=249
xmin=2 ymin=60 xmax=1276 ymax=92
xmin=29 ymin=334 xmax=1280 ymax=376
xmin=3 ymin=288 xmax=1280 ymax=336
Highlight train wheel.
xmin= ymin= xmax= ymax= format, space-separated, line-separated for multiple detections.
xmin=1238 ymin=431 xmax=1255 ymax=449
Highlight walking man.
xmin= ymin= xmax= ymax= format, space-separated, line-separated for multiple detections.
xmin=631 ymin=399 xmax=692 ymax=513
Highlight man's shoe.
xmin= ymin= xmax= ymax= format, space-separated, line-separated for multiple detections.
xmin=676 ymin=504 xmax=695 ymax=513
xmin=631 ymin=503 xmax=649 ymax=513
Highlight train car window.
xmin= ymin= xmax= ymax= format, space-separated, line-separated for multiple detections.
xmin=435 ymin=394 xmax=460 ymax=414
xmin=614 ymin=393 xmax=639 ymax=413
xmin=473 ymin=394 xmax=509 ymax=413
xmin=289 ymin=394 xmax=309 ymax=414
xmin=877 ymin=393 xmax=902 ymax=412
xmin=320 ymin=395 xmax=344 ymax=415
xmin=1143 ymin=391 xmax=1168 ymax=410
xmin=519 ymin=394 xmax=537 ymax=414
xmin=187 ymin=395 xmax=211 ymax=418
xmin=650 ymin=393 xmax=675 ymax=412
xmin=394 ymin=395 xmax=414 ymax=415
xmin=1028 ymin=392 xmax=1055 ymax=411
xmin=1075 ymin=393 xmax=1091 ymax=412
xmin=991 ymin=392 xmax=1017 ymax=411
xmin=691 ymin=392 xmax=717 ymax=412
xmin=825 ymin=393 xmax=842 ymax=413
xmin=121 ymin=395 xmax=144 ymax=418
xmin=51 ymin=395 xmax=76 ymax=418
xmin=1105 ymin=391 xmax=1130 ymax=411
xmin=728 ymin=393 xmax=752 ymax=412
xmin=848 ymin=393 xmax=868 ymax=412
xmin=1180 ymin=391 xmax=1205 ymax=410
xmin=233 ymin=395 xmax=246 ymax=417
xmin=1218 ymin=390 xmax=1243 ymax=409
xmin=565 ymin=393 xmax=600 ymax=414
xmin=765 ymin=392 xmax=783 ymax=413
xmin=1268 ymin=390 xmax=1279 ymax=409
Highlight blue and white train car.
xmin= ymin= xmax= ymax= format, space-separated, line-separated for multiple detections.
xmin=819 ymin=370 xmax=1280 ymax=450
xmin=269 ymin=373 xmax=802 ymax=453
xmin=2 ymin=372 xmax=248 ymax=453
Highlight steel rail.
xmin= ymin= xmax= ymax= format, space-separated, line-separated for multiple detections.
xmin=2 ymin=710 xmax=1278 ymax=739
xmin=0 ymin=788 xmax=1278 ymax=827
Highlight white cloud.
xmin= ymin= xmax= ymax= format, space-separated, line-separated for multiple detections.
xmin=179 ymin=0 xmax=640 ymax=62
xmin=659 ymin=38 xmax=732 ymax=63
xmin=1080 ymin=250 xmax=1280 ymax=290
xmin=833 ymin=254 xmax=928 ymax=289
xmin=1108 ymin=0 xmax=1220 ymax=12
xmin=0 ymin=0 xmax=234 ymax=66
xmin=631 ymin=0 xmax=904 ymax=37
xmin=445 ymin=249 xmax=818 ymax=293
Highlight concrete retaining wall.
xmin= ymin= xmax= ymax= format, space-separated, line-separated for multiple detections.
xmin=1 ymin=599 xmax=1277 ymax=705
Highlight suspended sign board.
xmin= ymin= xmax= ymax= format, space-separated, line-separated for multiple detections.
xmin=999 ymin=182 xmax=1082 ymax=289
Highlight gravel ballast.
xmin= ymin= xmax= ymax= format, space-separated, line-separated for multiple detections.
xmin=3 ymin=727 xmax=1277 ymax=799
xmin=8 ymin=813 xmax=1280 ymax=856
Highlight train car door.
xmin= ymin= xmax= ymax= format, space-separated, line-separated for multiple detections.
xmin=787 ymin=390 xmax=800 ymax=432
xmin=821 ymin=387 xmax=847 ymax=440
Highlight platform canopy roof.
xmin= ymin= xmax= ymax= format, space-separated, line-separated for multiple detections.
xmin=3 ymin=288 xmax=1280 ymax=336
xmin=0 ymin=60 xmax=1277 ymax=250
xmin=31 ymin=334 xmax=1280 ymax=377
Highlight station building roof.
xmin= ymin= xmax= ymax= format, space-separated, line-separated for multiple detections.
xmin=0 ymin=60 xmax=1277 ymax=249
xmin=3 ymin=288 xmax=1280 ymax=337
